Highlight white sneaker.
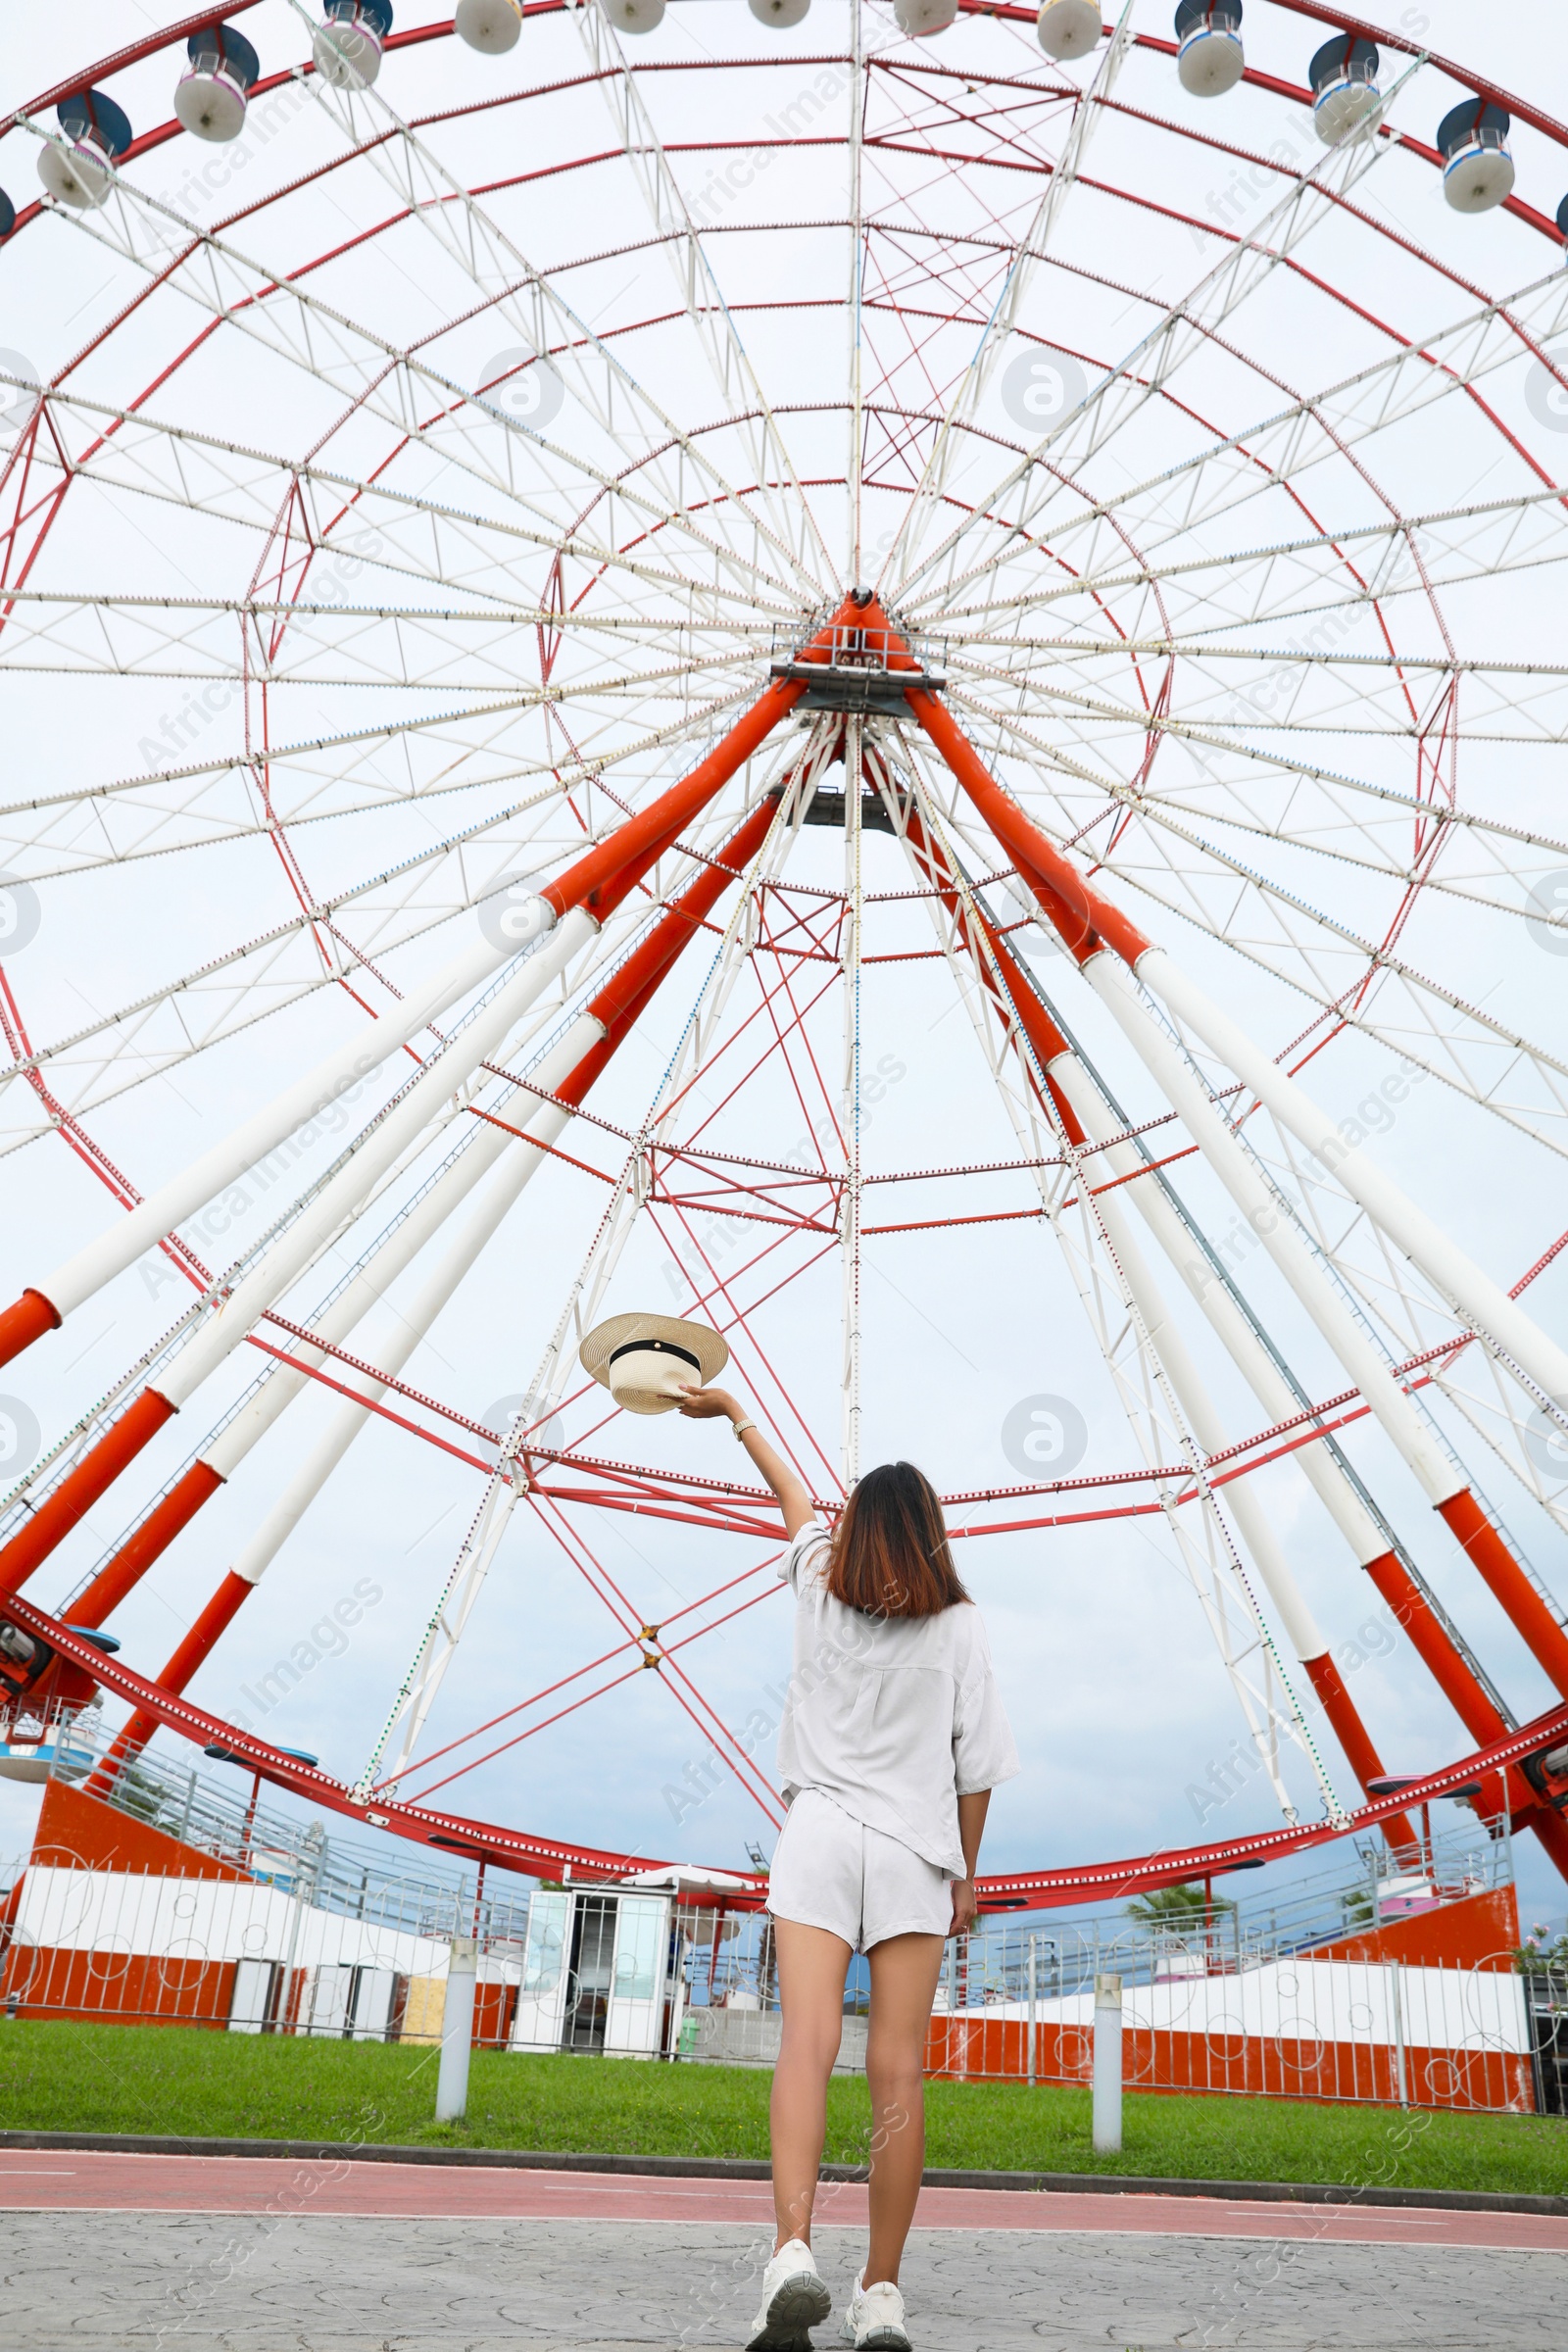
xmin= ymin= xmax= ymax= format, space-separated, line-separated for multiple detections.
xmin=838 ymin=2273 xmax=910 ymax=2352
xmin=746 ymin=2238 xmax=832 ymax=2352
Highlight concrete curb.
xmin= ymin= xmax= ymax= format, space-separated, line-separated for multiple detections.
xmin=0 ymin=2130 xmax=1562 ymax=2218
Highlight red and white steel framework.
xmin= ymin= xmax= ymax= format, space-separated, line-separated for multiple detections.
xmin=3 ymin=0 xmax=1568 ymax=1901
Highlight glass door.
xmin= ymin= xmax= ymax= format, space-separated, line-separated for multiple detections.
xmin=562 ymin=1893 xmax=616 ymax=2051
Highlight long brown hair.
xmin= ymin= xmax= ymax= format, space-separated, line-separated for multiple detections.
xmin=825 ymin=1461 xmax=969 ymax=1619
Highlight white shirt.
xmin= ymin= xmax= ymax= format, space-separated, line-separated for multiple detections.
xmin=774 ymin=1519 xmax=1020 ymax=1878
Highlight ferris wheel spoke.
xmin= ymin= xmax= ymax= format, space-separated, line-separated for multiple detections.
xmin=1100 ymin=771 xmax=1558 ymax=931
xmin=953 ymin=633 xmax=1568 ymax=758
xmin=922 ymin=712 xmax=1568 ymax=1170
xmin=950 ymin=663 xmax=1568 ymax=908
xmin=287 ymin=0 xmax=828 ymax=602
xmin=852 ymin=218 xmax=1564 ymax=628
xmin=0 ymin=662 xmax=763 ymax=887
xmin=1102 ymin=836 xmax=1568 ymax=1157
xmin=17 ymin=360 xmax=803 ymax=636
xmin=9 ymin=197 xmax=807 ymax=633
xmin=897 ymin=260 xmax=1568 ymax=629
xmin=883 ymin=5 xmax=1136 ymax=589
xmin=0 ymin=741 xmax=772 ymax=1152
xmin=553 ymin=0 xmax=832 ymax=600
xmin=920 ymin=472 xmax=1568 ymax=673
xmin=0 ymin=587 xmax=765 ymax=715
xmin=937 ymin=639 xmax=1567 ymax=903
xmin=890 ymin=61 xmax=1422 ymax=598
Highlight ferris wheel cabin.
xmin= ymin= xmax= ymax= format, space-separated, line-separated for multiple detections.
xmin=455 ymin=0 xmax=525 ymax=52
xmin=314 ymin=0 xmax=395 ymax=89
xmin=1036 ymin=0 xmax=1102 ymax=62
xmin=174 ymin=24 xmax=262 ymax=145
xmin=1437 ymin=99 xmax=1515 ymax=213
xmin=1175 ymin=1 xmax=1245 ymax=98
xmin=1309 ymin=36 xmax=1382 ymax=145
xmin=895 ymin=0 xmax=960 ymax=35
xmin=600 ymin=0 xmax=666 ymax=32
xmin=37 ymin=89 xmax=132 ymax=212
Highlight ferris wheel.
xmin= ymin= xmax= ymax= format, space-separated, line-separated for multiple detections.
xmin=2 ymin=0 xmax=1568 ymax=1902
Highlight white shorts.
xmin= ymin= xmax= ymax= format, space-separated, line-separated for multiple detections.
xmin=767 ymin=1788 xmax=953 ymax=1953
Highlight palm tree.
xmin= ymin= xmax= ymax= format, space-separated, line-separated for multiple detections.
xmin=1126 ymin=1883 xmax=1235 ymax=1926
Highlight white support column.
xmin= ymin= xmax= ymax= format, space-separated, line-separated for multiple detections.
xmin=974 ymin=947 xmax=1338 ymax=1669
xmin=1007 ymin=995 xmax=1345 ymax=1816
xmin=367 ymin=1449 xmax=523 ymax=1797
xmin=156 ymin=911 xmax=594 ymax=1415
xmin=33 ymin=910 xmax=548 ymax=1326
xmin=1085 ymin=951 xmax=1464 ymax=1510
xmin=1049 ymin=1051 xmax=1389 ymax=1573
xmin=1058 ymin=1068 xmax=1327 ymax=1663
xmin=995 ymin=958 xmax=1514 ymax=1729
xmin=1142 ymin=949 xmax=1568 ymax=1416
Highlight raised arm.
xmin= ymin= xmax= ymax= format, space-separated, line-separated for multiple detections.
xmin=677 ymin=1386 xmax=817 ymax=1540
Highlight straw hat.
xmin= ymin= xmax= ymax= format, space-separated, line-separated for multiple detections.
xmin=578 ymin=1312 xmax=729 ymax=1416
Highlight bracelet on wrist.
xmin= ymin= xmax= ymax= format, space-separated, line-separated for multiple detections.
xmin=732 ymin=1418 xmax=757 ymax=1442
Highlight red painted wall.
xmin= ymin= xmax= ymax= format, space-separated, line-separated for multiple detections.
xmin=1306 ymin=1883 xmax=1520 ymax=1971
xmin=924 ymin=2013 xmax=1533 ymax=2112
xmin=26 ymin=1776 xmax=248 ymax=1881
xmin=3 ymin=1946 xmax=235 ymax=2030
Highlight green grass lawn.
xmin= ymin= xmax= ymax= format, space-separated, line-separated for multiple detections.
xmin=1 ymin=2019 xmax=1564 ymax=2196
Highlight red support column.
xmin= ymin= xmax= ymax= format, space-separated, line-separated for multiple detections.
xmin=1437 ymin=1489 xmax=1568 ymax=1699
xmin=85 ymin=1568 xmax=254 ymax=1797
xmin=0 ymin=1389 xmax=176 ymax=1597
xmin=1299 ymin=1652 xmax=1417 ymax=1850
xmin=0 ymin=1290 xmax=60 ymax=1367
xmin=1361 ymin=1547 xmax=1525 ymax=1815
xmin=903 ymin=675 xmax=1152 ymax=967
xmin=68 ymin=1462 xmax=225 ymax=1629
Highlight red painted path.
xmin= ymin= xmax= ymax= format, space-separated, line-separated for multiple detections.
xmin=0 ymin=2151 xmax=1562 ymax=2251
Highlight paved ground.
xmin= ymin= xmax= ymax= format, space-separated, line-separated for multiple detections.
xmin=2 ymin=2154 xmax=1564 ymax=2350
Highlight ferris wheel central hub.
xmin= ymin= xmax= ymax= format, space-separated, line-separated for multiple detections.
xmin=770 ymin=603 xmax=946 ymax=714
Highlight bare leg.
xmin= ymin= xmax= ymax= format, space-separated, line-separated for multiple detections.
xmin=769 ymin=1918 xmax=854 ymax=2250
xmin=862 ymin=1933 xmax=946 ymax=2288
